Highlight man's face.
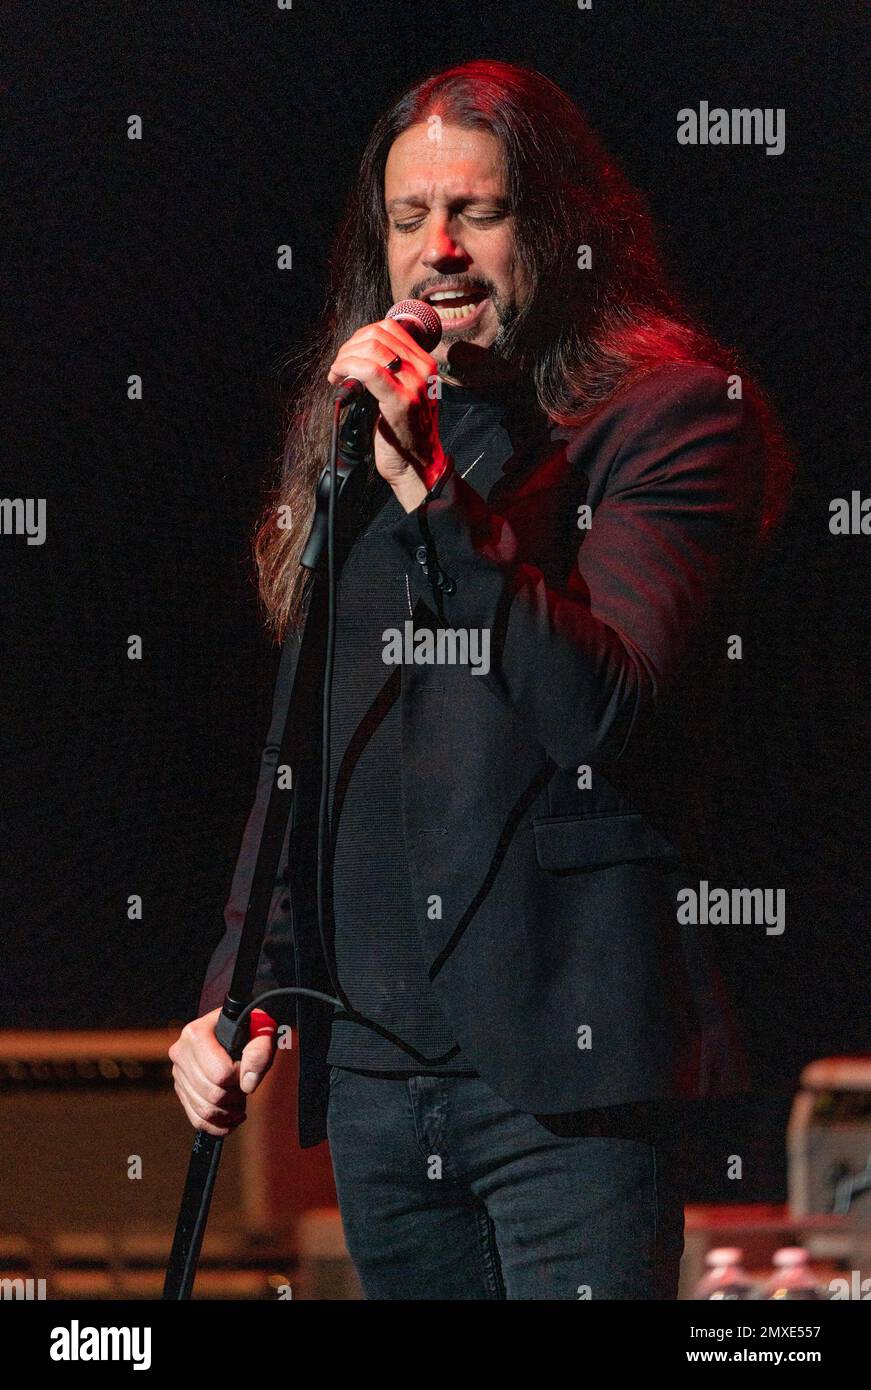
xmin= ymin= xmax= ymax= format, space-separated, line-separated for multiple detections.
xmin=384 ymin=122 xmax=529 ymax=381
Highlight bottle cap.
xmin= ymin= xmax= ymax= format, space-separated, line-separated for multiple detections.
xmin=772 ymin=1247 xmax=808 ymax=1266
xmin=706 ymin=1247 xmax=743 ymax=1266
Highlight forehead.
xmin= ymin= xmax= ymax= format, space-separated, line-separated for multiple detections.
xmin=384 ymin=122 xmax=507 ymax=203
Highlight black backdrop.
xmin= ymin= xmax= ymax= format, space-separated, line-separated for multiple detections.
xmin=5 ymin=1 xmax=868 ymax=1198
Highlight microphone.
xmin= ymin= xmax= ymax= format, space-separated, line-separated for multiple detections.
xmin=333 ymin=298 xmax=442 ymax=405
xmin=301 ymin=299 xmax=443 ymax=571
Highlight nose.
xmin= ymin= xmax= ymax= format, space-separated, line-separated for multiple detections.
xmin=421 ymin=216 xmax=469 ymax=272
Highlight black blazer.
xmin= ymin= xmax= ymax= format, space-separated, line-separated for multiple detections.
xmin=199 ymin=363 xmax=765 ymax=1147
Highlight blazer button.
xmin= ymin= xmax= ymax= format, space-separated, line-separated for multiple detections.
xmin=414 ymin=545 xmax=428 ymax=565
xmin=440 ymin=575 xmax=456 ymax=594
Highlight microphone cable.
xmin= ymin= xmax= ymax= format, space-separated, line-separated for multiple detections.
xmin=302 ymin=392 xmax=463 ymax=1065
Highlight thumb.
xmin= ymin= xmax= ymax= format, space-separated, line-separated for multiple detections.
xmin=239 ymin=1010 xmax=278 ymax=1094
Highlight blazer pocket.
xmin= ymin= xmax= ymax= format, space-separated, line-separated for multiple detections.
xmin=532 ymin=812 xmax=683 ymax=873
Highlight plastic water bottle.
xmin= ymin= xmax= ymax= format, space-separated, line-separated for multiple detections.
xmin=763 ymin=1247 xmax=824 ymax=1300
xmin=694 ymin=1247 xmax=756 ymax=1299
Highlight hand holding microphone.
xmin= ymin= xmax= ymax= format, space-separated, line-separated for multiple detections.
xmin=327 ymin=299 xmax=448 ymax=512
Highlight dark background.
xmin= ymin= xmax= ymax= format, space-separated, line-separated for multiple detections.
xmin=4 ymin=1 xmax=868 ymax=1198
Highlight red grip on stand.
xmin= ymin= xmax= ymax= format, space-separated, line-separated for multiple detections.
xmin=249 ymin=1008 xmax=278 ymax=1039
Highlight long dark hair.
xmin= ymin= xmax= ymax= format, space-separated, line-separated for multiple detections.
xmin=255 ymin=59 xmax=793 ymax=639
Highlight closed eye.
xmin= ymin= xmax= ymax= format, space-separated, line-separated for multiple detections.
xmin=393 ymin=212 xmax=507 ymax=233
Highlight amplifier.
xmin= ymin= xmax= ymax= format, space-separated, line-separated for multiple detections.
xmin=0 ymin=1029 xmax=337 ymax=1247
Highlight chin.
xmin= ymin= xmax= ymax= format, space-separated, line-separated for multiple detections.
xmin=439 ymin=326 xmax=495 ymax=348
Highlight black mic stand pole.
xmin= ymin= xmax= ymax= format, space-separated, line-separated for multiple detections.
xmin=163 ymin=393 xmax=375 ymax=1299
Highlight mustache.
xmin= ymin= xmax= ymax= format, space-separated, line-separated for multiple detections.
xmin=411 ymin=277 xmax=495 ymax=300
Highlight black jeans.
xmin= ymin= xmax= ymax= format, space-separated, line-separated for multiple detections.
xmin=326 ymin=1067 xmax=688 ymax=1299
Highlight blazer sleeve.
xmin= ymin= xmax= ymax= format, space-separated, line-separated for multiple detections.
xmin=196 ymin=630 xmax=300 ymax=1017
xmin=385 ymin=365 xmax=763 ymax=771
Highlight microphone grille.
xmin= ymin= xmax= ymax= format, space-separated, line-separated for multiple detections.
xmin=386 ymin=298 xmax=442 ymax=352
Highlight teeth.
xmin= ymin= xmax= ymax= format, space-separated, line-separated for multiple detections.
xmin=429 ymin=290 xmax=471 ymax=302
xmin=432 ymin=300 xmax=481 ymax=320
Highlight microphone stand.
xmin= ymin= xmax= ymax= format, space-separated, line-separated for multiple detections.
xmin=300 ymin=393 xmax=378 ymax=568
xmin=163 ymin=392 xmax=375 ymax=1299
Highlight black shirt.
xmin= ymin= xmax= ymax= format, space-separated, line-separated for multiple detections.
xmin=325 ymin=380 xmax=528 ymax=1073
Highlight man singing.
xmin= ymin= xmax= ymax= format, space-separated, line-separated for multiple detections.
xmin=170 ymin=60 xmax=791 ymax=1299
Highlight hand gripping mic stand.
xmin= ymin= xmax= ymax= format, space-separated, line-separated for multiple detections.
xmin=162 ymin=391 xmax=376 ymax=1299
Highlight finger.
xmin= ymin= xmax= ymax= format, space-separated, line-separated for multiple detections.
xmin=239 ymin=1034 xmax=277 ymax=1094
xmin=242 ymin=1009 xmax=278 ymax=1089
xmin=176 ymin=1087 xmax=234 ymax=1137
xmin=326 ymin=354 xmax=415 ymax=403
xmin=173 ymin=1064 xmax=245 ymax=1122
xmin=175 ymin=1049 xmax=242 ymax=1109
xmin=180 ymin=1100 xmax=246 ymax=1139
xmin=327 ymin=341 xmax=417 ymax=384
xmin=328 ymin=324 xmax=432 ymax=385
xmin=171 ymin=1059 xmax=244 ymax=1117
xmin=173 ymin=1067 xmax=247 ymax=1132
xmin=174 ymin=1089 xmax=243 ymax=1139
xmin=186 ymin=1026 xmax=241 ymax=1089
xmin=335 ymin=318 xmax=433 ymax=372
xmin=376 ymin=316 xmax=436 ymax=365
xmin=359 ymin=317 xmax=434 ymax=371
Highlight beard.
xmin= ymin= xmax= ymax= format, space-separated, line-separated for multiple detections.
xmin=436 ymin=288 xmax=523 ymax=386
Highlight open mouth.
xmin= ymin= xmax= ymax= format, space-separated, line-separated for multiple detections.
xmin=422 ymin=287 xmax=489 ymax=324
